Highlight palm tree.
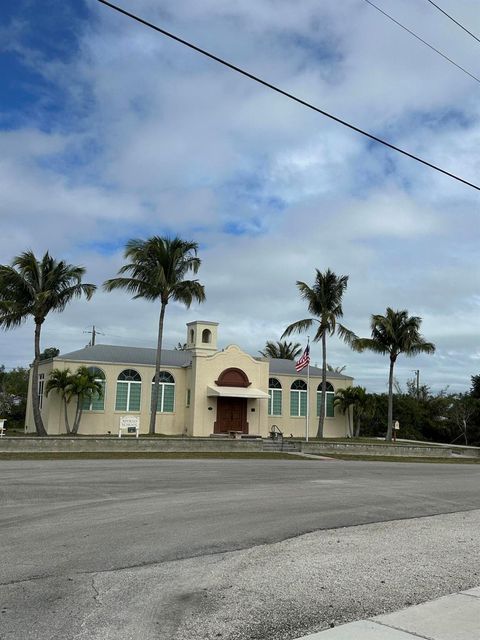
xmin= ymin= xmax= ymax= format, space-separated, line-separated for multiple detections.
xmin=259 ymin=340 xmax=302 ymax=360
xmin=69 ymin=367 xmax=104 ymax=435
xmin=0 ymin=251 xmax=96 ymax=436
xmin=334 ymin=387 xmax=356 ymax=437
xmin=349 ymin=386 xmax=372 ymax=437
xmin=282 ymin=268 xmax=349 ymax=438
xmin=343 ymin=308 xmax=435 ymax=441
xmin=46 ymin=366 xmax=103 ymax=435
xmin=104 ymin=236 xmax=206 ymax=435
xmin=327 ymin=363 xmax=346 ymax=374
xmin=46 ymin=368 xmax=73 ymax=434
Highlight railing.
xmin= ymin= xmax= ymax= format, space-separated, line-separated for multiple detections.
xmin=269 ymin=424 xmax=284 ymax=450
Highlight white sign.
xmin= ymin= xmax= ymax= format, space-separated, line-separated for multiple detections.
xmin=394 ymin=420 xmax=400 ymax=431
xmin=118 ymin=416 xmax=140 ymax=438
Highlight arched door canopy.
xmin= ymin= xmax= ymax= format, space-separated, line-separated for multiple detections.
xmin=215 ymin=368 xmax=251 ymax=388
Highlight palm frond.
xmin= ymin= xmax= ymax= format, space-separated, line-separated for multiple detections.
xmin=281 ymin=318 xmax=315 ymax=338
xmin=337 ymin=324 xmax=358 ymax=346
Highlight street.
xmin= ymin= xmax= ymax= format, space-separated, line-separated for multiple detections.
xmin=1 ymin=459 xmax=480 ymax=639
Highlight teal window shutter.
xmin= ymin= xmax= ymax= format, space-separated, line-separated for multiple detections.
xmin=129 ymin=383 xmax=141 ymax=412
xmin=272 ymin=389 xmax=282 ymax=416
xmin=115 ymin=381 xmax=128 ymax=411
xmin=290 ymin=390 xmax=299 ymax=416
xmin=326 ymin=392 xmax=335 ymax=418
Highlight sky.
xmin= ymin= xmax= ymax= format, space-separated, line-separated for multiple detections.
xmin=1 ymin=0 xmax=480 ymax=393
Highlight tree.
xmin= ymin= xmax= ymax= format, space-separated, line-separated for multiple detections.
xmin=0 ymin=366 xmax=29 ymax=429
xmin=350 ymin=386 xmax=372 ymax=437
xmin=46 ymin=368 xmax=73 ymax=434
xmin=259 ymin=340 xmax=302 ymax=360
xmin=334 ymin=387 xmax=356 ymax=437
xmin=46 ymin=367 xmax=103 ymax=435
xmin=0 ymin=251 xmax=96 ymax=436
xmin=327 ymin=363 xmax=347 ymax=373
xmin=282 ymin=268 xmax=349 ymax=438
xmin=68 ymin=367 xmax=103 ymax=435
xmin=470 ymin=375 xmax=480 ymax=399
xmin=448 ymin=393 xmax=479 ymax=445
xmin=104 ymin=236 xmax=206 ymax=435
xmin=343 ymin=308 xmax=435 ymax=441
xmin=39 ymin=347 xmax=60 ymax=361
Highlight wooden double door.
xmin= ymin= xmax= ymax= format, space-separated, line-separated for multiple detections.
xmin=214 ymin=397 xmax=248 ymax=434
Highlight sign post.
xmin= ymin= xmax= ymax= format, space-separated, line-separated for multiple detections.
xmin=119 ymin=416 xmax=140 ymax=438
xmin=393 ymin=420 xmax=400 ymax=443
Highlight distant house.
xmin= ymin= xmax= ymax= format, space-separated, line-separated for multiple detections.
xmin=26 ymin=320 xmax=353 ymax=437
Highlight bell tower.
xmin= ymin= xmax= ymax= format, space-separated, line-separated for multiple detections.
xmin=186 ymin=320 xmax=218 ymax=354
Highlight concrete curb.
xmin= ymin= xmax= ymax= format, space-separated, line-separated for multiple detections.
xmin=295 ymin=586 xmax=480 ymax=639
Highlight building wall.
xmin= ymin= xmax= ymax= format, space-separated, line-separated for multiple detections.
xmin=27 ymin=359 xmax=188 ymax=436
xmin=266 ymin=374 xmax=352 ymax=439
xmin=189 ymin=344 xmax=270 ymax=437
xmin=25 ymin=360 xmax=57 ymax=433
xmin=26 ymin=346 xmax=353 ymax=438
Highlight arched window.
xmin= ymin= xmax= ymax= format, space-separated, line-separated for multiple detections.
xmin=317 ymin=382 xmax=335 ymax=418
xmin=268 ymin=378 xmax=282 ymax=416
xmin=151 ymin=372 xmax=175 ymax=413
xmin=82 ymin=367 xmax=106 ymax=411
xmin=202 ymin=329 xmax=211 ymax=344
xmin=189 ymin=329 xmax=194 ymax=344
xmin=290 ymin=379 xmax=307 ymax=417
xmin=115 ymin=369 xmax=141 ymax=412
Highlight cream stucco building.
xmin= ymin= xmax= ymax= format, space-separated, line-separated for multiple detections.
xmin=26 ymin=320 xmax=354 ymax=438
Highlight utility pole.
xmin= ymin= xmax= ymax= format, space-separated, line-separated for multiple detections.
xmin=84 ymin=326 xmax=104 ymax=347
xmin=412 ymin=369 xmax=420 ymax=398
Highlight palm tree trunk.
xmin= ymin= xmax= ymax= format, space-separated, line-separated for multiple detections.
xmin=150 ymin=302 xmax=167 ymax=435
xmin=355 ymin=409 xmax=361 ymax=437
xmin=317 ymin=332 xmax=327 ymax=438
xmin=31 ymin=321 xmax=47 ymax=436
xmin=63 ymin=399 xmax=71 ymax=435
xmin=386 ymin=357 xmax=395 ymax=441
xmin=72 ymin=397 xmax=83 ymax=435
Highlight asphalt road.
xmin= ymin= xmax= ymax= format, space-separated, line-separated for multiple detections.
xmin=2 ymin=458 xmax=480 ymax=639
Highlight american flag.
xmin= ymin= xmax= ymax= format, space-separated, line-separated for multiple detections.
xmin=295 ymin=344 xmax=310 ymax=372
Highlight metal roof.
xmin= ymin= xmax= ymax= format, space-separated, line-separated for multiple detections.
xmin=58 ymin=345 xmax=353 ymax=379
xmin=267 ymin=358 xmax=353 ymax=379
xmin=58 ymin=344 xmax=192 ymax=368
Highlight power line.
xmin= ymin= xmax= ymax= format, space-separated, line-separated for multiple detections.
xmin=97 ymin=0 xmax=480 ymax=192
xmin=425 ymin=0 xmax=480 ymax=45
xmin=362 ymin=0 xmax=480 ymax=85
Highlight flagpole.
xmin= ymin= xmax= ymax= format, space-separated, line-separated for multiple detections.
xmin=306 ymin=336 xmax=310 ymax=443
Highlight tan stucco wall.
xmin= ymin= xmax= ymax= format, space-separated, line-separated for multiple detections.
xmin=26 ymin=359 xmax=188 ymax=436
xmin=26 ymin=344 xmax=353 ymax=438
xmin=25 ymin=360 xmax=57 ymax=433
xmin=189 ymin=344 xmax=270 ymax=437
xmin=267 ymin=374 xmax=352 ymax=439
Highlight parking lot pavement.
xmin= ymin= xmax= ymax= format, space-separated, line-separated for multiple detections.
xmin=295 ymin=587 xmax=480 ymax=639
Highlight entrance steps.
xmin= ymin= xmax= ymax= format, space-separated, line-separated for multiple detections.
xmin=262 ymin=439 xmax=300 ymax=453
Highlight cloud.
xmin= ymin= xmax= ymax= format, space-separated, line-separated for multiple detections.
xmin=1 ymin=0 xmax=479 ymax=395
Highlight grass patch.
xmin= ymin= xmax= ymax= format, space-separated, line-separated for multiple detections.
xmin=0 ymin=451 xmax=311 ymax=461
xmin=295 ymin=437 xmax=446 ymax=447
xmin=0 ymin=451 xmax=478 ymax=464
xmin=317 ymin=453 xmax=480 ymax=464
